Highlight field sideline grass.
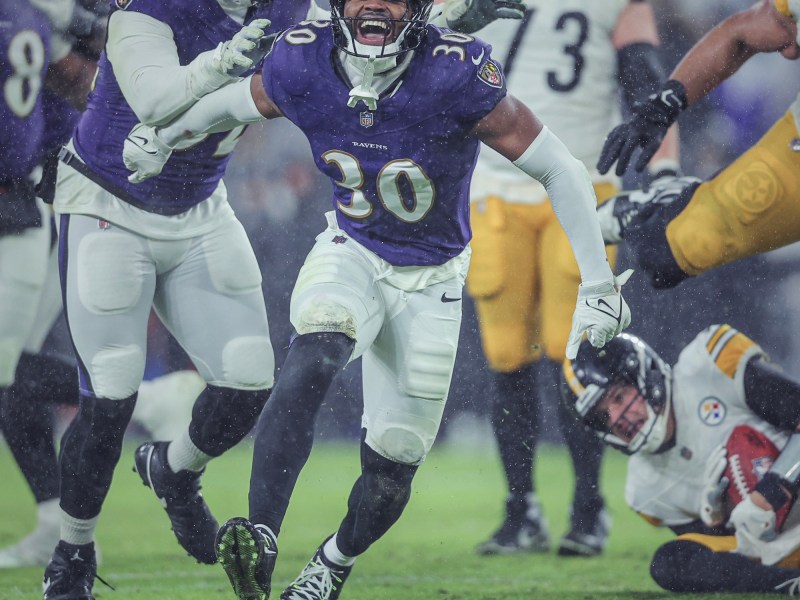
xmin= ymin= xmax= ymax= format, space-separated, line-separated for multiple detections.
xmin=0 ymin=439 xmax=773 ymax=599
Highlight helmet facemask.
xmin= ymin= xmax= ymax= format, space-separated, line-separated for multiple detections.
xmin=331 ymin=0 xmax=433 ymax=67
xmin=563 ymin=334 xmax=673 ymax=456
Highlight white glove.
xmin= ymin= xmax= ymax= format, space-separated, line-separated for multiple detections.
xmin=699 ymin=444 xmax=730 ymax=528
xmin=211 ymin=19 xmax=272 ymax=78
xmin=730 ymin=494 xmax=778 ymax=556
xmin=123 ymin=123 xmax=173 ymax=183
xmin=566 ymin=269 xmax=633 ymax=359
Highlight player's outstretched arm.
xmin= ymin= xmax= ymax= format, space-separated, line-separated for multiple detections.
xmin=597 ymin=0 xmax=799 ymax=176
xmin=123 ymin=74 xmax=281 ymax=183
xmin=107 ymin=12 xmax=273 ymax=127
xmin=471 ymin=95 xmax=632 ymax=359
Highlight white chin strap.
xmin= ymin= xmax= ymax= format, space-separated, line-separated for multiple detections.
xmin=628 ymin=394 xmax=672 ymax=454
xmin=341 ymin=24 xmax=406 ymax=110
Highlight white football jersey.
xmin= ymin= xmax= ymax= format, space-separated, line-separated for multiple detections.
xmin=626 ymin=325 xmax=800 ymax=564
xmin=470 ymin=0 xmax=627 ymax=203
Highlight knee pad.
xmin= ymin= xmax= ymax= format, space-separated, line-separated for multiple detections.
xmin=89 ymin=344 xmax=145 ymax=400
xmin=481 ymin=327 xmax=537 ymax=373
xmin=0 ymin=337 xmax=22 ymax=387
xmin=220 ymin=335 xmax=274 ymax=389
xmin=294 ymin=296 xmax=357 ymax=339
xmin=77 ymin=232 xmax=145 ymax=314
xmin=367 ymin=425 xmax=428 ymax=466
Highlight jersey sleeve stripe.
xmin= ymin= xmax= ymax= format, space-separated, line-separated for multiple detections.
xmin=775 ymin=0 xmax=792 ymax=18
xmin=705 ymin=324 xmax=731 ymax=356
xmin=676 ymin=533 xmax=737 ymax=553
xmin=714 ymin=332 xmax=757 ymax=379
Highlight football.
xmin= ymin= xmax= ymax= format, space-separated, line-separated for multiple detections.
xmin=724 ymin=425 xmax=790 ymax=530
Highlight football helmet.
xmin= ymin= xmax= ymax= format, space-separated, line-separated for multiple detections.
xmin=561 ymin=333 xmax=672 ymax=455
xmin=331 ymin=0 xmax=434 ymax=62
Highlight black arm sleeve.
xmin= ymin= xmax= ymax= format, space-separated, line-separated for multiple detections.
xmin=616 ymin=42 xmax=667 ymax=113
xmin=744 ymin=356 xmax=800 ymax=430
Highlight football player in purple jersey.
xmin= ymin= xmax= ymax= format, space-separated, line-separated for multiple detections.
xmin=123 ymin=1 xmax=633 ymax=598
xmin=42 ymin=0 xmax=327 ymax=597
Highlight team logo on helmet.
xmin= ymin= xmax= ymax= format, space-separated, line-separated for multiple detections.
xmin=477 ymin=60 xmax=503 ymax=88
xmin=115 ymin=0 xmax=136 ymax=9
xmin=359 ymin=111 xmax=374 ymax=128
xmin=698 ymin=397 xmax=726 ymax=426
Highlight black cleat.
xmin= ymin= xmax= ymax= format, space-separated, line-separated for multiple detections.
xmin=133 ymin=441 xmax=218 ymax=564
xmin=596 ymin=175 xmax=701 ymax=244
xmin=280 ymin=540 xmax=352 ymax=600
xmin=476 ymin=494 xmax=550 ymax=556
xmin=216 ymin=518 xmax=277 ymax=600
xmin=558 ymin=508 xmax=611 ymax=557
xmin=42 ymin=541 xmax=97 ymax=600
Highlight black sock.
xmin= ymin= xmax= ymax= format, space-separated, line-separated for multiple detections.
xmin=490 ymin=364 xmax=538 ymax=502
xmin=651 ymin=539 xmax=800 ymax=593
xmin=59 ymin=393 xmax=136 ymax=519
xmin=0 ymin=352 xmax=79 ymax=503
xmin=249 ymin=332 xmax=354 ymax=534
xmin=336 ymin=440 xmax=417 ymax=557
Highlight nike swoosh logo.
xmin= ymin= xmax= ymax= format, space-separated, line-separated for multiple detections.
xmin=471 ymin=49 xmax=485 ymax=66
xmin=585 ymin=297 xmax=622 ymax=324
xmin=130 ymin=135 xmax=158 ymax=155
xmin=441 ymin=293 xmax=462 ymax=303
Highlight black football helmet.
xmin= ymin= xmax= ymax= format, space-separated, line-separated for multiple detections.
xmin=330 ymin=0 xmax=434 ymax=59
xmin=561 ymin=333 xmax=672 ymax=455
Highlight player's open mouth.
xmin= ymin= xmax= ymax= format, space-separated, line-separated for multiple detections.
xmin=355 ymin=18 xmax=394 ymax=45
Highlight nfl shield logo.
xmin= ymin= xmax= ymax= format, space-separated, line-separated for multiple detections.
xmin=359 ymin=111 xmax=374 ymax=128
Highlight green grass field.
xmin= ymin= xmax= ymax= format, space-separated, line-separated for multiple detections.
xmin=0 ymin=439 xmax=771 ymax=599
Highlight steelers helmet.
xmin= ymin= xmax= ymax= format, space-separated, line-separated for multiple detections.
xmin=561 ymin=333 xmax=672 ymax=455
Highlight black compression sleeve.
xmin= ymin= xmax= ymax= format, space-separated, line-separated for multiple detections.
xmin=744 ymin=356 xmax=800 ymax=430
xmin=617 ymin=42 xmax=667 ymax=113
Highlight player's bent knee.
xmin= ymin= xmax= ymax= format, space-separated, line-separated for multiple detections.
xmin=90 ymin=345 xmax=145 ymax=400
xmin=295 ymin=297 xmax=357 ymax=339
xmin=368 ymin=426 xmax=428 ymax=465
xmin=221 ymin=335 xmax=274 ymax=389
xmin=77 ymin=233 xmax=144 ymax=314
xmin=650 ymin=540 xmax=707 ymax=593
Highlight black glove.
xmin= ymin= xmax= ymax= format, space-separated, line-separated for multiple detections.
xmin=494 ymin=0 xmax=525 ymax=19
xmin=597 ymin=79 xmax=688 ymax=177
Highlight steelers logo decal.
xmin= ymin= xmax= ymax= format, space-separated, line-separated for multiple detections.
xmin=698 ymin=397 xmax=726 ymax=426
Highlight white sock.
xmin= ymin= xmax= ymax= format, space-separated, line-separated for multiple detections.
xmin=167 ymin=428 xmax=211 ymax=472
xmin=36 ymin=499 xmax=61 ymax=533
xmin=60 ymin=510 xmax=98 ymax=546
xmin=323 ymin=534 xmax=356 ymax=567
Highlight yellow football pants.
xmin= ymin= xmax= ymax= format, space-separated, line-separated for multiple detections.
xmin=677 ymin=532 xmax=800 ymax=568
xmin=467 ymin=184 xmax=617 ymax=372
xmin=667 ymin=110 xmax=800 ymax=276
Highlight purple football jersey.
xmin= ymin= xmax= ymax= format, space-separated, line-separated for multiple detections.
xmin=262 ymin=24 xmax=507 ymax=266
xmin=0 ymin=0 xmax=50 ymax=183
xmin=72 ymin=0 xmax=310 ymax=214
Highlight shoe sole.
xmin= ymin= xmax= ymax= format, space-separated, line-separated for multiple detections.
xmin=216 ymin=519 xmax=270 ymax=600
xmin=557 ymin=538 xmax=602 ymax=557
xmin=475 ymin=540 xmax=550 ymax=556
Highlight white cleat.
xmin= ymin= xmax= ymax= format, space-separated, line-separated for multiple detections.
xmin=0 ymin=526 xmax=58 ymax=568
xmin=132 ymin=370 xmax=206 ymax=441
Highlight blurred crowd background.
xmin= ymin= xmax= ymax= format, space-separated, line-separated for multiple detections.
xmin=43 ymin=0 xmax=800 ymax=445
